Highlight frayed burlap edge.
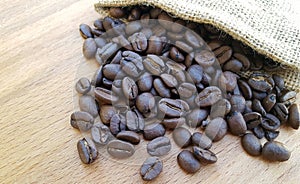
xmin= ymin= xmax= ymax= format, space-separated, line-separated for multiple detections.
xmin=94 ymin=1 xmax=300 ymax=92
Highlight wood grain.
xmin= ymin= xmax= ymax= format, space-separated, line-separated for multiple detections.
xmin=0 ymin=1 xmax=299 ymax=183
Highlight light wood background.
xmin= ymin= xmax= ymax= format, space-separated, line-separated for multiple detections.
xmin=0 ymin=0 xmax=299 ymax=183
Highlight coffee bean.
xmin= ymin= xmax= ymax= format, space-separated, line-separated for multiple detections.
xmin=248 ymin=73 xmax=274 ymax=92
xmin=93 ymin=19 xmax=104 ymax=30
xmin=70 ymin=111 xmax=94 ymax=131
xmin=172 ymin=127 xmax=191 ymax=148
xmin=95 ymin=87 xmax=118 ymax=105
xmin=252 ymin=99 xmax=267 ymax=116
xmin=102 ymin=77 xmax=113 ymax=89
xmin=136 ymin=92 xmax=155 ymax=115
xmin=262 ymin=94 xmax=276 ymax=112
xmin=107 ymin=140 xmax=135 ymax=159
xmin=185 ymin=30 xmax=204 ymax=48
xmin=116 ymin=131 xmax=140 ymax=145
xmin=125 ymin=21 xmax=142 ymax=35
xmin=279 ymin=91 xmax=296 ymax=106
xmin=178 ymin=83 xmax=197 ymax=98
xmin=195 ymin=86 xmax=222 ymax=107
xmin=91 ymin=123 xmax=111 ymax=144
xmin=253 ymin=125 xmax=265 ymax=139
xmin=213 ymin=45 xmax=232 ymax=64
xmin=227 ymin=111 xmax=247 ymax=136
xmin=244 ymin=100 xmax=253 ymax=113
xmin=161 ymin=117 xmax=185 ymax=130
xmin=210 ymin=99 xmax=231 ymax=119
xmin=95 ymin=43 xmax=118 ymax=65
xmin=223 ymin=59 xmax=243 ymax=73
xmin=146 ymin=36 xmax=163 ymax=55
xmin=252 ymin=90 xmax=268 ymax=101
xmin=237 ymin=79 xmax=252 ymax=100
xmin=137 ymin=72 xmax=153 ymax=92
xmin=153 ymin=78 xmax=172 ymax=98
xmin=195 ymin=50 xmax=216 ymax=67
xmin=77 ymin=138 xmax=98 ymax=164
xmin=100 ymin=105 xmax=117 ymax=124
xmin=186 ymin=109 xmax=208 ymax=128
xmin=158 ymin=98 xmax=189 ymax=118
xmin=147 ymin=136 xmax=171 ymax=156
xmin=110 ymin=114 xmax=126 ymax=135
xmin=223 ymin=71 xmax=238 ymax=92
xmin=243 ymin=112 xmax=262 ymax=130
xmin=109 ymin=7 xmax=126 ymax=18
xmin=160 ymin=73 xmax=178 ymax=88
xmin=128 ymin=32 xmax=148 ymax=52
xmin=187 ymin=65 xmax=203 ymax=84
xmin=241 ymin=133 xmax=262 ymax=156
xmin=192 ymin=132 xmax=212 ymax=149
xmin=169 ymin=47 xmax=184 ymax=63
xmin=82 ymin=38 xmax=97 ymax=59
xmin=122 ymin=77 xmax=138 ymax=100
xmin=261 ymin=113 xmax=280 ymax=131
xmin=143 ymin=55 xmax=166 ymax=75
xmin=79 ymin=95 xmax=98 ymax=117
xmin=102 ymin=64 xmax=121 ymax=80
xmin=262 ymin=141 xmax=290 ymax=162
xmin=144 ymin=123 xmax=166 ymax=140
xmin=175 ymin=41 xmax=193 ymax=53
xmin=229 ymin=95 xmax=246 ymax=113
xmin=272 ymin=103 xmax=288 ymax=123
xmin=79 ymin=24 xmax=93 ymax=39
xmin=128 ymin=7 xmax=141 ymax=21
xmin=140 ymin=157 xmax=163 ymax=181
xmin=264 ymin=130 xmax=279 ymax=141
xmin=91 ymin=66 xmax=103 ymax=87
xmin=76 ymin=77 xmax=91 ymax=95
xmin=149 ymin=8 xmax=161 ymax=18
xmin=192 ymin=146 xmax=217 ymax=164
xmin=272 ymin=74 xmax=285 ymax=90
xmin=177 ymin=150 xmax=201 ymax=173
xmin=233 ymin=53 xmax=250 ymax=71
xmin=205 ymin=117 xmax=227 ymax=142
xmin=126 ymin=109 xmax=145 ymax=132
xmin=288 ymin=104 xmax=300 ymax=129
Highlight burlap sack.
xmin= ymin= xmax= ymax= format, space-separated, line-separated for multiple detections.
xmin=94 ymin=0 xmax=300 ymax=91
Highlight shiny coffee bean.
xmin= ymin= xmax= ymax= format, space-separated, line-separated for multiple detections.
xmin=175 ymin=41 xmax=193 ymax=53
xmin=252 ymin=99 xmax=267 ymax=116
xmin=110 ymin=114 xmax=126 ymax=135
xmin=161 ymin=117 xmax=185 ymax=130
xmin=243 ymin=112 xmax=262 ymax=130
xmin=93 ymin=19 xmax=104 ymax=30
xmin=143 ymin=123 xmax=166 ymax=140
xmin=262 ymin=94 xmax=276 ymax=112
xmin=261 ymin=113 xmax=280 ymax=131
xmin=227 ymin=111 xmax=247 ymax=136
xmin=192 ymin=146 xmax=217 ymax=164
xmin=79 ymin=95 xmax=98 ymax=117
xmin=100 ymin=105 xmax=117 ymax=124
xmin=186 ymin=109 xmax=208 ymax=128
xmin=195 ymin=50 xmax=216 ymax=67
xmin=195 ymin=86 xmax=222 ymax=107
xmin=279 ymin=91 xmax=297 ymax=106
xmin=102 ymin=77 xmax=113 ymax=89
xmin=128 ymin=32 xmax=148 ymax=52
xmin=272 ymin=103 xmax=288 ymax=123
xmin=210 ymin=99 xmax=231 ymax=119
xmin=170 ymin=47 xmax=185 ymax=63
xmin=95 ymin=43 xmax=118 ymax=65
xmin=149 ymin=8 xmax=161 ymax=18
xmin=230 ymin=95 xmax=246 ymax=113
xmin=107 ymin=140 xmax=135 ymax=159
xmin=122 ymin=77 xmax=138 ymax=100
xmin=153 ymin=78 xmax=171 ymax=98
xmin=137 ymin=72 xmax=153 ymax=92
xmin=223 ymin=59 xmax=243 ymax=73
xmin=136 ymin=92 xmax=155 ymax=115
xmin=264 ymin=130 xmax=279 ymax=141
xmin=95 ymin=87 xmax=118 ymax=105
xmin=112 ymin=35 xmax=132 ymax=50
xmin=253 ymin=125 xmax=265 ymax=139
xmin=205 ymin=117 xmax=228 ymax=142
xmin=223 ymin=71 xmax=238 ymax=92
xmin=82 ymin=38 xmax=97 ymax=59
xmin=248 ymin=73 xmax=275 ymax=92
xmin=272 ymin=74 xmax=285 ymax=90
xmin=140 ymin=157 xmax=163 ymax=181
xmin=213 ymin=45 xmax=232 ymax=64
xmin=262 ymin=141 xmax=290 ymax=162
xmin=187 ymin=65 xmax=203 ymax=84
xmin=158 ymin=98 xmax=189 ymax=117
xmin=147 ymin=136 xmax=171 ymax=156
xmin=143 ymin=55 xmax=166 ymax=75
xmin=146 ymin=36 xmax=163 ymax=55
xmin=70 ymin=111 xmax=94 ymax=131
xmin=91 ymin=123 xmax=111 ymax=145
xmin=173 ymin=127 xmax=191 ymax=148
xmin=237 ymin=79 xmax=252 ymax=100
xmin=160 ymin=73 xmax=178 ymax=88
xmin=178 ymin=83 xmax=197 ymax=98
xmin=177 ymin=150 xmax=201 ymax=173
xmin=252 ymin=90 xmax=268 ymax=101
xmin=233 ymin=53 xmax=250 ymax=71
xmin=126 ymin=109 xmax=145 ymax=132
xmin=288 ymin=104 xmax=300 ymax=129
xmin=76 ymin=77 xmax=91 ymax=95
xmin=102 ymin=64 xmax=121 ymax=80
xmin=116 ymin=131 xmax=140 ymax=145
xmin=77 ymin=138 xmax=98 ymax=164
xmin=241 ymin=133 xmax=262 ymax=156
xmin=91 ymin=66 xmax=103 ymax=87
xmin=128 ymin=7 xmax=141 ymax=21
xmin=79 ymin=24 xmax=93 ymax=39
xmin=244 ymin=100 xmax=253 ymax=113
xmin=192 ymin=132 xmax=212 ymax=149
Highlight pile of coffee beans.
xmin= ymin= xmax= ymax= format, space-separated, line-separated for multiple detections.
xmin=71 ymin=6 xmax=300 ymax=181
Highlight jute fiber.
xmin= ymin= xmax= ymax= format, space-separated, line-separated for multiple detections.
xmin=94 ymin=0 xmax=300 ymax=91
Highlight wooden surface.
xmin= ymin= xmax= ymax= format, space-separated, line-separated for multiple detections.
xmin=0 ymin=1 xmax=300 ymax=183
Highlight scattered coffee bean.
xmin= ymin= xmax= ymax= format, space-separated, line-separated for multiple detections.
xmin=172 ymin=127 xmax=191 ymax=148
xmin=70 ymin=111 xmax=94 ymax=131
xmin=91 ymin=123 xmax=111 ymax=144
xmin=143 ymin=123 xmax=166 ymax=140
xmin=116 ymin=131 xmax=140 ymax=145
xmin=79 ymin=95 xmax=99 ymax=117
xmin=147 ymin=136 xmax=171 ymax=156
xmin=262 ymin=141 xmax=290 ymax=162
xmin=241 ymin=133 xmax=262 ymax=156
xmin=227 ymin=111 xmax=247 ymax=136
xmin=192 ymin=146 xmax=217 ymax=164
xmin=205 ymin=117 xmax=228 ymax=142
xmin=140 ymin=157 xmax=163 ymax=181
xmin=100 ymin=105 xmax=117 ymax=124
xmin=79 ymin=24 xmax=93 ymax=39
xmin=161 ymin=117 xmax=185 ymax=130
xmin=192 ymin=132 xmax=212 ymax=149
xmin=177 ymin=150 xmax=201 ymax=173
xmin=288 ymin=104 xmax=300 ymax=129
xmin=107 ymin=140 xmax=135 ymax=159
xmin=77 ymin=138 xmax=98 ymax=164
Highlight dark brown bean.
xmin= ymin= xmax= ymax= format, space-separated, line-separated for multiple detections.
xmin=210 ymin=99 xmax=231 ymax=119
xmin=153 ymin=78 xmax=171 ymax=98
xmin=95 ymin=87 xmax=118 ymax=105
xmin=187 ymin=65 xmax=203 ymax=84
xmin=100 ymin=105 xmax=116 ymax=124
xmin=262 ymin=141 xmax=290 ymax=162
xmin=248 ymin=73 xmax=275 ymax=92
xmin=272 ymin=103 xmax=288 ymax=123
xmin=128 ymin=32 xmax=148 ymax=52
xmin=143 ymin=55 xmax=166 ymax=75
xmin=144 ymin=123 xmax=166 ymax=140
xmin=205 ymin=117 xmax=228 ymax=142
xmin=140 ymin=157 xmax=163 ymax=181
xmin=137 ymin=72 xmax=153 ymax=92
xmin=192 ymin=132 xmax=212 ymax=149
xmin=241 ymin=133 xmax=262 ymax=156
xmin=79 ymin=95 xmax=98 ymax=117
xmin=109 ymin=7 xmax=126 ymax=18
xmin=252 ymin=99 xmax=266 ymax=116
xmin=70 ymin=111 xmax=94 ymax=131
xmin=147 ymin=136 xmax=171 ymax=156
xmin=122 ymin=77 xmax=138 ymax=100
xmin=95 ymin=43 xmax=118 ymax=65
xmin=177 ymin=150 xmax=201 ymax=173
xmin=82 ymin=38 xmax=97 ymax=59
xmin=233 ymin=53 xmax=250 ymax=71
xmin=264 ymin=130 xmax=279 ymax=141
xmin=213 ymin=45 xmax=232 ymax=64
xmin=243 ymin=112 xmax=262 ymax=130
xmin=126 ymin=109 xmax=145 ymax=132
xmin=161 ymin=117 xmax=185 ymax=130
xmin=227 ymin=111 xmax=247 ymax=136
xmin=262 ymin=94 xmax=276 ymax=112
xmin=237 ymin=79 xmax=252 ymax=100
xmin=223 ymin=59 xmax=243 ymax=73
xmin=170 ymin=47 xmax=185 ymax=63
xmin=230 ymin=95 xmax=246 ymax=113
xmin=91 ymin=123 xmax=111 ymax=145
xmin=158 ymin=98 xmax=189 ymax=117
xmin=146 ymin=36 xmax=163 ymax=55
xmin=79 ymin=24 xmax=93 ymax=39
xmin=107 ymin=140 xmax=135 ymax=159
xmin=76 ymin=77 xmax=91 ymax=95
xmin=172 ymin=127 xmax=191 ymax=148
xmin=110 ymin=114 xmax=126 ymax=135
xmin=186 ymin=109 xmax=208 ymax=128
xmin=261 ymin=113 xmax=280 ymax=131
xmin=195 ymin=50 xmax=216 ymax=67
xmin=195 ymin=86 xmax=222 ymax=107
xmin=192 ymin=146 xmax=217 ymax=164
xmin=160 ymin=73 xmax=178 ymax=88
xmin=116 ymin=131 xmax=140 ymax=145
xmin=288 ymin=104 xmax=300 ymax=129
xmin=253 ymin=125 xmax=265 ymax=139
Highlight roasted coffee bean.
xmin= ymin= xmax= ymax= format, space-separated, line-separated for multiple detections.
xmin=79 ymin=24 xmax=93 ymax=39
xmin=187 ymin=65 xmax=203 ymax=84
xmin=137 ymin=72 xmax=153 ymax=92
xmin=262 ymin=141 xmax=290 ymax=162
xmin=230 ymin=95 xmax=246 ymax=113
xmin=109 ymin=7 xmax=126 ymax=18
xmin=91 ymin=66 xmax=103 ymax=87
xmin=153 ymin=78 xmax=171 ymax=98
xmin=185 ymin=30 xmax=204 ymax=48
xmin=93 ymin=19 xmax=104 ymax=30
xmin=112 ymin=35 xmax=132 ymax=50
xmin=70 ymin=111 xmax=94 ymax=131
xmin=77 ymin=138 xmax=98 ymax=164
xmin=122 ymin=77 xmax=138 ymax=100
xmin=161 ymin=117 xmax=185 ymax=130
xmin=192 ymin=146 xmax=217 ymax=164
xmin=76 ymin=77 xmax=91 ymax=95
xmin=195 ymin=86 xmax=222 ymax=107
xmin=95 ymin=43 xmax=118 ymax=65
xmin=147 ymin=136 xmax=171 ymax=156
xmin=261 ymin=113 xmax=280 ymax=131
xmin=223 ymin=71 xmax=238 ymax=92
xmin=91 ymin=123 xmax=111 ymax=144
xmin=237 ymin=79 xmax=252 ymax=100
xmin=195 ymin=50 xmax=216 ymax=67
xmin=243 ymin=112 xmax=262 ymax=130
xmin=244 ymin=100 xmax=253 ymax=113
xmin=172 ymin=127 xmax=191 ymax=148
xmin=160 ymin=73 xmax=178 ymax=88
xmin=184 ymin=52 xmax=194 ymax=68
xmin=158 ymin=98 xmax=189 ymax=117
xmin=95 ymin=87 xmax=118 ymax=105
xmin=177 ymin=150 xmax=201 ymax=173
xmin=126 ymin=109 xmax=145 ymax=132
xmin=121 ymin=51 xmax=144 ymax=77
xmin=169 ymin=47 xmax=185 ymax=63
xmin=205 ymin=117 xmax=228 ymax=142
xmin=140 ymin=157 xmax=163 ymax=181
xmin=233 ymin=53 xmax=250 ymax=71
xmin=128 ymin=7 xmax=141 ymax=21
xmin=144 ymin=123 xmax=166 ymax=140
xmin=253 ymin=125 xmax=265 ymax=139
xmin=252 ymin=99 xmax=267 ymax=116
xmin=178 ymin=83 xmax=197 ymax=98
xmin=100 ymin=105 xmax=117 ymax=124
xmin=102 ymin=77 xmax=113 ymax=89
xmin=186 ymin=109 xmax=208 ymax=128
xmin=175 ymin=41 xmax=193 ymax=53
xmin=248 ymin=73 xmax=275 ymax=92
xmin=82 ymin=38 xmax=97 ymax=59
xmin=272 ymin=74 xmax=285 ymax=90
xmin=288 ymin=104 xmax=300 ymax=129
xmin=272 ymin=103 xmax=288 ymax=123
xmin=125 ymin=21 xmax=142 ymax=35
xmin=102 ymin=64 xmax=121 ymax=80
xmin=116 ymin=131 xmax=140 ymax=145
xmin=192 ymin=132 xmax=212 ymax=149
xmin=262 ymin=94 xmax=276 ymax=112
xmin=107 ymin=140 xmax=135 ymax=159
xmin=136 ymin=92 xmax=155 ymax=115
xmin=279 ymin=91 xmax=297 ymax=106
xmin=146 ymin=36 xmax=163 ymax=55
xmin=79 ymin=95 xmax=98 ymax=117
xmin=213 ymin=45 xmax=232 ymax=64
xmin=128 ymin=32 xmax=147 ymax=52
xmin=149 ymin=8 xmax=161 ymax=18
xmin=264 ymin=130 xmax=279 ymax=141
xmin=252 ymin=90 xmax=268 ymax=101
xmin=110 ymin=114 xmax=126 ymax=135
xmin=241 ymin=133 xmax=262 ymax=156
xmin=223 ymin=59 xmax=243 ymax=73
xmin=227 ymin=111 xmax=247 ymax=136
xmin=143 ymin=55 xmax=166 ymax=75
xmin=210 ymin=99 xmax=231 ymax=119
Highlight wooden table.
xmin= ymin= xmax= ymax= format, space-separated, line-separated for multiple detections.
xmin=1 ymin=0 xmax=299 ymax=183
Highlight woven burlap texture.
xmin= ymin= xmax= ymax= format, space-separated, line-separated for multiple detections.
xmin=95 ymin=0 xmax=300 ymax=91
